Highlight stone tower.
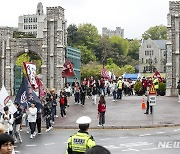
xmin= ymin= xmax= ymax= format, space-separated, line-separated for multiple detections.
xmin=166 ymin=1 xmax=180 ymax=96
xmin=41 ymin=6 xmax=67 ymax=91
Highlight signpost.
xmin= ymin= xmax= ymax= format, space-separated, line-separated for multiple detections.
xmin=149 ymin=84 xmax=157 ymax=124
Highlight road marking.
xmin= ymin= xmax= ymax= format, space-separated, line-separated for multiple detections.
xmin=100 ymin=138 xmax=110 ymax=141
xmin=120 ymin=142 xmax=153 ymax=147
xmin=142 ymin=147 xmax=159 ymax=151
xmin=173 ymin=129 xmax=180 ymax=132
xmin=26 ymin=145 xmax=37 ymax=147
xmin=139 ymin=134 xmax=151 ymax=137
xmin=44 ymin=143 xmax=55 ymax=146
xmin=14 ymin=151 xmax=21 ymax=153
xmin=122 ymin=148 xmax=140 ymax=152
xmin=156 ymin=132 xmax=165 ymax=134
xmin=119 ymin=136 xmax=128 ymax=139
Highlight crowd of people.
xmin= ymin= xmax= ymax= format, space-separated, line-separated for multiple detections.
xmin=0 ymin=74 xmax=164 ymax=154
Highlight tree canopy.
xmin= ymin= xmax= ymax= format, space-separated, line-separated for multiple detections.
xmin=142 ymin=25 xmax=167 ymax=40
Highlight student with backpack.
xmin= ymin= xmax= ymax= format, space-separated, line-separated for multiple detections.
xmin=0 ymin=106 xmax=14 ymax=136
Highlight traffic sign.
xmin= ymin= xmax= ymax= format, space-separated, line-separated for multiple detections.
xmin=149 ymin=95 xmax=156 ymax=106
xmin=149 ymin=84 xmax=156 ymax=95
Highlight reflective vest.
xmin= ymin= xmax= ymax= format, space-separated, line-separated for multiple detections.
xmin=117 ymin=80 xmax=123 ymax=89
xmin=67 ymin=132 xmax=95 ymax=154
xmin=153 ymin=78 xmax=159 ymax=89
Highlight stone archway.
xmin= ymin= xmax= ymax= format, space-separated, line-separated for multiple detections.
xmin=0 ymin=6 xmax=66 ymax=95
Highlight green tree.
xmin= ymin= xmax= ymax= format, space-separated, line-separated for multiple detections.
xmin=110 ymin=36 xmax=129 ymax=56
xmin=67 ymin=24 xmax=78 ymax=46
xmin=77 ymin=23 xmax=100 ymax=50
xmin=77 ymin=45 xmax=96 ymax=64
xmin=95 ymin=35 xmax=111 ymax=64
xmin=128 ymin=39 xmax=140 ymax=60
xmin=16 ymin=52 xmax=42 ymax=74
xmin=81 ymin=62 xmax=102 ymax=80
xmin=142 ymin=25 xmax=167 ymax=40
xmin=121 ymin=65 xmax=135 ymax=74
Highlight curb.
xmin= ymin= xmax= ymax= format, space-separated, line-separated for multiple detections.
xmin=40 ymin=123 xmax=180 ymax=130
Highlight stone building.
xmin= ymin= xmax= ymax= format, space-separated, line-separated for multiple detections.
xmin=102 ymin=27 xmax=124 ymax=38
xmin=139 ymin=38 xmax=167 ymax=73
xmin=0 ymin=6 xmax=67 ymax=95
xmin=166 ymin=1 xmax=180 ymax=96
xmin=18 ymin=2 xmax=46 ymax=38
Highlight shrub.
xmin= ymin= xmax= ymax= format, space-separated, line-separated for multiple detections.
xmin=134 ymin=81 xmax=143 ymax=95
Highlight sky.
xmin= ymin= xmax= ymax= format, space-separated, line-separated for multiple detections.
xmin=0 ymin=0 xmax=173 ymax=39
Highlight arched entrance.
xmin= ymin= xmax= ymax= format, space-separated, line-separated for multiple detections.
xmin=0 ymin=6 xmax=66 ymax=95
xmin=14 ymin=52 xmax=43 ymax=95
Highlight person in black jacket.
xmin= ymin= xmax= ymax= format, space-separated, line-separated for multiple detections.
xmin=43 ymin=98 xmax=53 ymax=132
xmin=13 ymin=102 xmax=23 ymax=143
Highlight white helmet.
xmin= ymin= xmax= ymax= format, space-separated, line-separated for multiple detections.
xmin=76 ymin=116 xmax=91 ymax=124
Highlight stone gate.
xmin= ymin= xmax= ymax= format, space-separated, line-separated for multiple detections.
xmin=0 ymin=6 xmax=67 ymax=95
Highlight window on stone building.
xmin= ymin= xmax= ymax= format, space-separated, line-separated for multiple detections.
xmin=154 ymin=57 xmax=157 ymax=63
xmin=147 ymin=44 xmax=151 ymax=48
xmin=142 ymin=58 xmax=144 ymax=63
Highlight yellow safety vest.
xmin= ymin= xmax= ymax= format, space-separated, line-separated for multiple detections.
xmin=117 ymin=80 xmax=123 ymax=89
xmin=66 ymin=132 xmax=95 ymax=154
xmin=153 ymin=78 xmax=159 ymax=89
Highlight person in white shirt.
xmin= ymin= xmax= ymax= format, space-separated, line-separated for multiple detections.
xmin=27 ymin=101 xmax=37 ymax=139
xmin=0 ymin=106 xmax=14 ymax=136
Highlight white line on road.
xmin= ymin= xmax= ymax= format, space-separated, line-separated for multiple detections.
xmin=14 ymin=151 xmax=21 ymax=153
xmin=44 ymin=143 xmax=55 ymax=146
xmin=120 ymin=142 xmax=153 ymax=147
xmin=122 ymin=148 xmax=140 ymax=152
xmin=119 ymin=136 xmax=128 ymax=139
xmin=142 ymin=147 xmax=159 ymax=151
xmin=156 ymin=132 xmax=165 ymax=134
xmin=173 ymin=129 xmax=180 ymax=132
xmin=100 ymin=138 xmax=110 ymax=141
xmin=139 ymin=134 xmax=151 ymax=137
xmin=26 ymin=145 xmax=37 ymax=147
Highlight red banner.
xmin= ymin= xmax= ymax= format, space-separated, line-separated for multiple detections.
xmin=153 ymin=70 xmax=162 ymax=82
xmin=62 ymin=59 xmax=75 ymax=78
xmin=101 ymin=66 xmax=110 ymax=80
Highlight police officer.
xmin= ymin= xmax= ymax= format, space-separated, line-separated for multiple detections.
xmin=66 ymin=116 xmax=96 ymax=154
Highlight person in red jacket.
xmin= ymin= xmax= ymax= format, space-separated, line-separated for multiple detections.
xmin=97 ymin=95 xmax=106 ymax=127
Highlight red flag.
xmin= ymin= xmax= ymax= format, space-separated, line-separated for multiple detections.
xmin=62 ymin=59 xmax=75 ymax=78
xmin=153 ymin=70 xmax=162 ymax=82
xmin=36 ymin=77 xmax=46 ymax=98
xmin=101 ymin=66 xmax=110 ymax=80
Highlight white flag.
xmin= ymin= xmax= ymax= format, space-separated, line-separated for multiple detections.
xmin=0 ymin=86 xmax=17 ymax=113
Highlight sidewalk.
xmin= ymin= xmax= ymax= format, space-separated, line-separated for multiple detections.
xmin=51 ymin=95 xmax=180 ymax=129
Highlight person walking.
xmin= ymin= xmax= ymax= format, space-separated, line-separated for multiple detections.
xmin=1 ymin=106 xmax=13 ymax=136
xmin=43 ymin=98 xmax=53 ymax=132
xmin=66 ymin=116 xmax=96 ymax=154
xmin=97 ymin=95 xmax=106 ymax=127
xmin=59 ymin=92 xmax=67 ymax=118
xmin=92 ymin=83 xmax=98 ymax=104
xmin=74 ymin=83 xmax=80 ymax=104
xmin=13 ymin=102 xmax=23 ymax=143
xmin=27 ymin=101 xmax=37 ymax=139
xmin=80 ymin=82 xmax=87 ymax=106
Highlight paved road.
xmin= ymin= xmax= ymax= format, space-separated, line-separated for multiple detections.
xmin=40 ymin=95 xmax=180 ymax=129
xmin=14 ymin=126 xmax=180 ymax=154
